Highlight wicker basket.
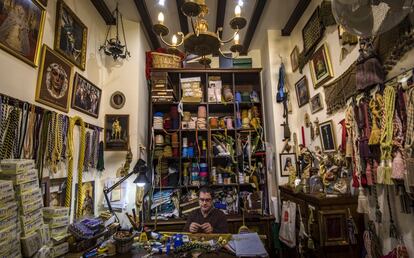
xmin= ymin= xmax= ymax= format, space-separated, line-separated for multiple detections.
xmin=113 ymin=231 xmax=134 ymax=254
xmin=151 ymin=52 xmax=182 ymax=68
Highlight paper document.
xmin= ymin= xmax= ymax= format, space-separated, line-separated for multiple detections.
xmin=228 ymin=233 xmax=268 ymax=257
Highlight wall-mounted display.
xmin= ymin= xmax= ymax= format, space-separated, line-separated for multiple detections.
xmin=75 ymin=181 xmax=95 ymax=218
xmin=279 ymin=153 xmax=297 ymax=177
xmin=110 ymin=91 xmax=126 ymax=109
xmin=295 ymin=76 xmax=310 ymax=108
xmin=310 ymin=43 xmax=334 ymax=88
xmin=310 ymin=93 xmax=324 ymax=114
xmin=35 ymin=45 xmax=73 ymax=112
xmin=54 ymin=0 xmax=87 ymax=70
xmin=290 ymin=46 xmax=299 ymax=72
xmin=71 ymin=73 xmax=102 ymax=118
xmin=302 ymin=7 xmax=324 ymax=55
xmin=105 ymin=114 xmax=129 ymax=151
xmin=319 ymin=120 xmax=336 ymax=152
xmin=0 ymin=0 xmax=45 ymax=66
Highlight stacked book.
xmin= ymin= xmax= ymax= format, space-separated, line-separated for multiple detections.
xmin=151 ymin=72 xmax=176 ymax=103
xmin=0 ymin=180 xmax=21 ymax=257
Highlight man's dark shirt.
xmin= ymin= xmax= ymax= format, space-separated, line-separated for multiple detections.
xmin=183 ymin=208 xmax=228 ymax=233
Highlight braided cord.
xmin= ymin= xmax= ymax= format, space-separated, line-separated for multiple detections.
xmin=405 ymin=87 xmax=414 ymax=151
xmin=83 ymin=131 xmax=91 ymax=172
xmin=0 ymin=107 xmax=20 ymax=159
xmin=65 ymin=116 xmax=86 ymax=219
xmin=13 ymin=107 xmax=22 ymax=158
xmin=37 ymin=111 xmax=52 ymax=179
xmin=23 ymin=105 xmax=36 ymax=159
xmin=0 ymin=104 xmax=11 ymax=152
xmin=90 ymin=129 xmax=98 ymax=168
xmin=47 ymin=113 xmax=56 ymax=163
xmin=51 ymin=114 xmax=63 ymax=173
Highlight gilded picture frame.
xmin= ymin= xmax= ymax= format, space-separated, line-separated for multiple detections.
xmin=0 ymin=0 xmax=46 ymax=67
xmin=279 ymin=153 xmax=297 ymax=177
xmin=318 ymin=120 xmax=336 ymax=152
xmin=54 ymin=0 xmax=87 ymax=70
xmin=104 ymin=114 xmax=129 ymax=151
xmin=290 ymin=46 xmax=299 ymax=72
xmin=309 ymin=43 xmax=334 ymax=88
xmin=71 ymin=73 xmax=102 ymax=118
xmin=35 ymin=45 xmax=73 ymax=112
xmin=310 ymin=93 xmax=323 ymax=114
xmin=294 ymin=76 xmax=310 ymax=108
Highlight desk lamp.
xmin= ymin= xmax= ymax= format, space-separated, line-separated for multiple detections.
xmin=103 ymin=159 xmax=150 ymax=222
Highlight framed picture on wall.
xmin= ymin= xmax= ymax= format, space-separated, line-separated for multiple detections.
xmin=309 ymin=43 xmax=334 ymax=88
xmin=104 ymin=114 xmax=129 ymax=151
xmin=290 ymin=46 xmax=299 ymax=72
xmin=71 ymin=73 xmax=102 ymax=118
xmin=35 ymin=45 xmax=73 ymax=112
xmin=310 ymin=93 xmax=323 ymax=114
xmin=0 ymin=0 xmax=46 ymax=67
xmin=318 ymin=120 xmax=336 ymax=152
xmin=279 ymin=153 xmax=297 ymax=177
xmin=74 ymin=181 xmax=95 ymax=218
xmin=54 ymin=0 xmax=87 ymax=70
xmin=295 ymin=76 xmax=310 ymax=108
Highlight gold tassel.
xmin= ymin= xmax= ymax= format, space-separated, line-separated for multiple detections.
xmin=357 ymin=188 xmax=369 ymax=214
xmin=368 ymin=128 xmax=381 ymax=145
xmin=383 ymin=161 xmax=393 ymax=185
xmin=377 ymin=160 xmax=385 ymax=184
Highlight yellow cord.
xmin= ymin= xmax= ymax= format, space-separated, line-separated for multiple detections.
xmin=65 ymin=116 xmax=86 ymax=218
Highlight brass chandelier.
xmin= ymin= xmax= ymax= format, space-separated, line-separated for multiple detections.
xmin=153 ymin=0 xmax=247 ymax=61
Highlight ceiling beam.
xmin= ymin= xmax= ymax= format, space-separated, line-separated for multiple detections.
xmin=133 ymin=0 xmax=160 ymax=50
xmin=176 ymin=0 xmax=189 ymax=35
xmin=281 ymin=0 xmax=311 ymax=36
xmin=241 ymin=0 xmax=267 ymax=55
xmin=215 ymin=0 xmax=227 ymax=38
xmin=90 ymin=0 xmax=115 ymax=25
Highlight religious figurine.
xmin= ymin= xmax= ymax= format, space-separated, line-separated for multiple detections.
xmin=299 ymin=144 xmax=313 ymax=179
xmin=112 ymin=118 xmax=122 ymax=139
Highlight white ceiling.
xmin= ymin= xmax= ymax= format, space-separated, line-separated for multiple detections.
xmin=102 ymin=0 xmax=299 ymax=51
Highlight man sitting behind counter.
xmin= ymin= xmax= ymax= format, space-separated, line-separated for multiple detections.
xmin=183 ymin=187 xmax=228 ymax=234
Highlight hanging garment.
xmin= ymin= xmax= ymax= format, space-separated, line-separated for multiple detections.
xmin=356 ymin=39 xmax=385 ymax=91
xmin=279 ymin=201 xmax=296 ymax=248
xmin=276 ymin=62 xmax=286 ymax=103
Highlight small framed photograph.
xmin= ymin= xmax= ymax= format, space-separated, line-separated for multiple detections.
xmin=0 ymin=0 xmax=46 ymax=67
xmin=35 ymin=45 xmax=73 ymax=112
xmin=75 ymin=181 xmax=95 ymax=218
xmin=319 ymin=120 xmax=336 ymax=152
xmin=110 ymin=91 xmax=126 ymax=109
xmin=71 ymin=73 xmax=102 ymax=118
xmin=295 ymin=76 xmax=310 ymax=108
xmin=105 ymin=114 xmax=129 ymax=151
xmin=290 ymin=46 xmax=299 ymax=72
xmin=279 ymin=153 xmax=297 ymax=177
xmin=310 ymin=93 xmax=323 ymax=114
xmin=54 ymin=0 xmax=87 ymax=70
xmin=309 ymin=43 xmax=334 ymax=88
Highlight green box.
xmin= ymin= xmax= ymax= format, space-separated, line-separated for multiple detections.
xmin=232 ymin=58 xmax=252 ymax=68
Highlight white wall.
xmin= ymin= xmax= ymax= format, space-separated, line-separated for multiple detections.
xmin=267 ymin=0 xmax=414 ymax=255
xmin=0 ymin=0 xmax=150 ymax=225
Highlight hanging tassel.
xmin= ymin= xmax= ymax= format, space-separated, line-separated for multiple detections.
xmin=97 ymin=141 xmax=105 ymax=171
xmin=383 ymin=160 xmax=393 ymax=185
xmin=377 ymin=160 xmax=385 ymax=184
xmin=357 ymin=187 xmax=369 ymax=214
xmin=392 ymin=150 xmax=406 ymax=180
xmin=369 ymin=127 xmax=381 ymax=145
xmin=366 ymin=161 xmax=373 ymax=186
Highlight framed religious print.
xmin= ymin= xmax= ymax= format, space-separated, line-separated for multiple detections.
xmin=75 ymin=181 xmax=95 ymax=218
xmin=54 ymin=0 xmax=87 ymax=70
xmin=310 ymin=93 xmax=323 ymax=114
xmin=279 ymin=153 xmax=297 ymax=177
xmin=35 ymin=45 xmax=73 ymax=112
xmin=319 ymin=120 xmax=336 ymax=152
xmin=309 ymin=43 xmax=334 ymax=88
xmin=0 ymin=0 xmax=46 ymax=67
xmin=290 ymin=46 xmax=299 ymax=72
xmin=71 ymin=73 xmax=102 ymax=118
xmin=295 ymin=76 xmax=310 ymax=108
xmin=104 ymin=114 xmax=129 ymax=151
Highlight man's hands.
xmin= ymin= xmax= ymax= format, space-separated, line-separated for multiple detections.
xmin=189 ymin=222 xmax=213 ymax=233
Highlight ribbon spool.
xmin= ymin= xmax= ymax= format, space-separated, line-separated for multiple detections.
xmin=210 ymin=117 xmax=218 ymax=129
xmin=241 ymin=110 xmax=248 ymax=119
xmin=171 ymin=133 xmax=179 ymax=147
xmin=183 ymin=112 xmax=191 ymax=122
xmin=197 ymin=106 xmax=207 ymax=118
xmin=223 ymin=85 xmax=233 ymax=102
xmin=187 ymin=146 xmax=194 ymax=158
xmin=242 ymin=118 xmax=250 ymax=129
xmin=235 ymin=92 xmax=242 ymax=103
xmin=155 ymin=134 xmax=164 ymax=146
xmin=226 ymin=117 xmax=233 ymax=129
xmin=154 ymin=112 xmax=164 ymax=129
xmin=218 ymin=118 xmax=226 ymax=129
xmin=182 ymin=137 xmax=188 ymax=147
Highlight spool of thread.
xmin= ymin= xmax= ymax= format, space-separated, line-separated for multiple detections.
xmin=211 ymin=167 xmax=217 ymax=184
xmin=182 ymin=137 xmax=188 ymax=147
xmin=241 ymin=110 xmax=248 ymax=119
xmin=242 ymin=118 xmax=250 ymax=129
xmin=241 ymin=91 xmax=250 ymax=102
xmin=235 ymin=92 xmax=242 ymax=103
xmin=182 ymin=147 xmax=188 ymax=158
xmin=218 ymin=118 xmax=226 ymax=129
xmin=187 ymin=146 xmax=194 ymax=158
xmin=183 ymin=112 xmax=191 ymax=122
xmin=251 ymin=106 xmax=260 ymax=118
xmin=217 ymin=173 xmax=223 ymax=184
xmin=197 ymin=106 xmax=207 ymax=118
xmin=223 ymin=85 xmax=233 ymax=102
xmin=199 ymin=163 xmax=208 ymax=172
xmin=155 ymin=134 xmax=164 ymax=146
xmin=226 ymin=117 xmax=233 ymax=129
xmin=210 ymin=117 xmax=218 ymax=129
xmin=197 ymin=118 xmax=207 ymax=129
xmin=153 ymin=112 xmax=164 ymax=129
xmin=172 ymin=148 xmax=179 ymax=157
xmin=239 ymin=173 xmax=245 ymax=184
xmin=171 ymin=133 xmax=179 ymax=147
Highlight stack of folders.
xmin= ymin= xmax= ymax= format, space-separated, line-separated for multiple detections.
xmin=227 ymin=233 xmax=268 ymax=257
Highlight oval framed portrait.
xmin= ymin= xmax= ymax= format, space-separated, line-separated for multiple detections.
xmin=110 ymin=91 xmax=126 ymax=109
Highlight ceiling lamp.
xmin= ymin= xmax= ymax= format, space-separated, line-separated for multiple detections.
xmin=153 ymin=0 xmax=247 ymax=60
xmin=99 ymin=4 xmax=131 ymax=60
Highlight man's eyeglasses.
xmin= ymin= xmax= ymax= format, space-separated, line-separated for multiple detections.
xmin=199 ymin=198 xmax=212 ymax=203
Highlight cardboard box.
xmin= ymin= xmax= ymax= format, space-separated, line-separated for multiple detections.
xmin=232 ymin=57 xmax=252 ymax=68
xmin=0 ymin=214 xmax=18 ymax=231
xmin=42 ymin=207 xmax=69 ymax=218
xmin=21 ymin=232 xmax=42 ymax=257
xmin=52 ymin=242 xmax=68 ymax=257
xmin=0 ymin=201 xmax=18 ymax=220
xmin=0 ymin=224 xmax=18 ymax=240
xmin=37 ymin=224 xmax=51 ymax=246
xmin=20 ymin=198 xmax=43 ymax=215
xmin=20 ymin=209 xmax=42 ymax=227
xmin=50 ymin=225 xmax=67 ymax=238
xmin=0 ymin=187 xmax=15 ymax=205
xmin=0 ymin=168 xmax=38 ymax=185
xmin=0 ymin=159 xmax=34 ymax=174
xmin=21 ymin=215 xmax=43 ymax=236
xmin=15 ymin=179 xmax=39 ymax=194
xmin=43 ymin=216 xmax=69 ymax=228
xmin=18 ymin=188 xmax=42 ymax=206
xmin=0 ymin=180 xmax=13 ymax=195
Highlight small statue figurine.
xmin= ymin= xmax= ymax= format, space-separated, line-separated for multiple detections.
xmin=112 ymin=118 xmax=122 ymax=139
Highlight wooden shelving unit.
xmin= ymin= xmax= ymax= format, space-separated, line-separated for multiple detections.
xmin=146 ymin=68 xmax=269 ymax=221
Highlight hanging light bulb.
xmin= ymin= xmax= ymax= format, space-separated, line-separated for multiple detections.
xmin=158 ymin=12 xmax=164 ymax=24
xmin=235 ymin=5 xmax=241 ymax=17
xmin=238 ymin=0 xmax=244 ymax=7
xmin=172 ymin=35 xmax=178 ymax=46
xmin=234 ymin=33 xmax=240 ymax=44
xmin=158 ymin=0 xmax=165 ymax=6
